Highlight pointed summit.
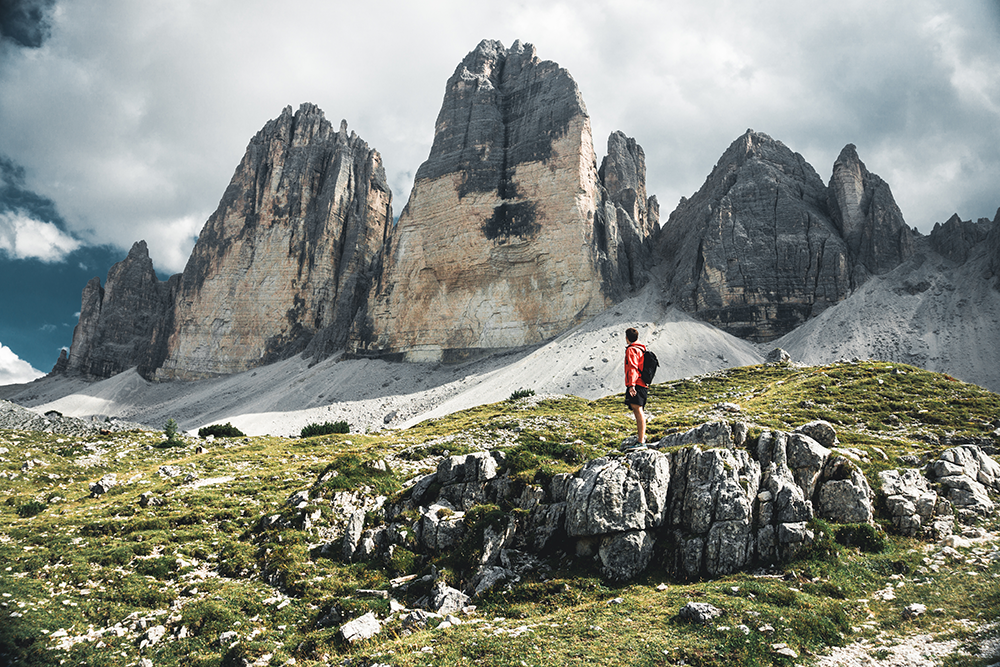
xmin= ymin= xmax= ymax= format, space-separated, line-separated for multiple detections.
xmin=655 ymin=131 xmax=850 ymax=342
xmin=828 ymin=144 xmax=913 ymax=279
xmin=352 ymin=40 xmax=650 ymax=361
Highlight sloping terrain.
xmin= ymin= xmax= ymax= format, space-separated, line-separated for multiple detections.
xmin=1 ymin=361 xmax=998 ymax=667
xmin=778 ymin=241 xmax=1000 ymax=392
xmin=1 ymin=283 xmax=763 ymax=436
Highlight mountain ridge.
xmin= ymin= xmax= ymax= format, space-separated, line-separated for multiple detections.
xmin=4 ymin=39 xmax=997 ymax=423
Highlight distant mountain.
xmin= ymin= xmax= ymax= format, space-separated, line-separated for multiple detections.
xmin=778 ymin=210 xmax=1000 ymax=391
xmin=654 ymin=131 xmax=912 ymax=342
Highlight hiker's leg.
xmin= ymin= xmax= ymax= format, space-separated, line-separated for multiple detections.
xmin=630 ymin=403 xmax=646 ymax=444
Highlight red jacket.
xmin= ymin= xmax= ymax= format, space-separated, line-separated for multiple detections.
xmin=625 ymin=342 xmax=647 ymax=388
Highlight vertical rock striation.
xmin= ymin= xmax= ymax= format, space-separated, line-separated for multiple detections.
xmin=64 ymin=241 xmax=175 ymax=378
xmin=989 ymin=209 xmax=1000 ymax=280
xmin=351 ymin=40 xmax=652 ymax=362
xmin=655 ymin=130 xmax=853 ymax=342
xmin=154 ymin=104 xmax=391 ymax=380
xmin=827 ymin=144 xmax=913 ymax=280
xmin=594 ymin=131 xmax=658 ymax=300
xmin=654 ymin=131 xmax=914 ymax=341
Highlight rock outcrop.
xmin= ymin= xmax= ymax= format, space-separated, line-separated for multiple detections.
xmin=351 ymin=40 xmax=653 ymax=362
xmin=654 ymin=131 xmax=913 ymax=342
xmin=327 ymin=419 xmax=888 ymax=586
xmin=64 ymin=241 xmax=176 ymax=378
xmin=827 ymin=144 xmax=914 ymax=280
xmin=154 ymin=105 xmax=392 ymax=380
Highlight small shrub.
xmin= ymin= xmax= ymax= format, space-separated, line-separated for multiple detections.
xmin=160 ymin=418 xmax=185 ymax=447
xmin=16 ymin=500 xmax=47 ymax=518
xmin=300 ymin=420 xmax=350 ymax=438
xmin=217 ymin=542 xmax=258 ymax=578
xmin=312 ymin=453 xmax=399 ymax=496
xmin=509 ymin=388 xmax=536 ymax=401
xmin=835 ymin=523 xmax=888 ymax=553
xmin=198 ymin=422 xmax=245 ymax=438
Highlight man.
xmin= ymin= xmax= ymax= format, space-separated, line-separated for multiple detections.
xmin=624 ymin=327 xmax=647 ymax=446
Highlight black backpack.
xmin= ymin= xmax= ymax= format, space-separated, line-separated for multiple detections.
xmin=640 ymin=349 xmax=659 ymax=385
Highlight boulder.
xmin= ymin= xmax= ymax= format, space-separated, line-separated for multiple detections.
xmin=816 ymin=456 xmax=874 ymax=524
xmin=599 ymin=530 xmax=655 ymax=581
xmin=564 ymin=449 xmax=670 ymax=536
xmin=794 ymin=420 xmax=839 ymax=449
xmin=766 ymin=348 xmax=791 ymax=364
xmin=678 ymin=602 xmax=722 ymax=624
xmin=470 ymin=565 xmax=516 ymax=597
xmin=419 ymin=504 xmax=465 ymax=552
xmin=89 ymin=473 xmax=118 ymax=497
xmin=340 ymin=612 xmax=381 ymax=643
xmin=879 ymin=469 xmax=940 ymax=536
xmin=431 ymin=582 xmax=470 ymax=615
xmin=654 ymin=421 xmax=747 ymax=450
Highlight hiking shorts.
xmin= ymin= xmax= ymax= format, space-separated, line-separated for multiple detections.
xmin=625 ymin=385 xmax=647 ymax=408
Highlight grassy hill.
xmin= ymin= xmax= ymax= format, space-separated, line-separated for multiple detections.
xmin=1 ymin=360 xmax=998 ymax=666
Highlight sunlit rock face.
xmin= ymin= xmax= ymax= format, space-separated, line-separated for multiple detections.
xmin=351 ymin=40 xmax=651 ymax=362
xmin=155 ymin=104 xmax=392 ymax=380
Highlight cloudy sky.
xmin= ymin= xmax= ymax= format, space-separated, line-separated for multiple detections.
xmin=2 ymin=0 xmax=999 ymax=383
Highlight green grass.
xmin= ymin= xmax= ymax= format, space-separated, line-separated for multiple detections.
xmin=0 ymin=361 xmax=998 ymax=666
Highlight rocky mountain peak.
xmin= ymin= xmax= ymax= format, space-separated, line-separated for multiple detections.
xmin=64 ymin=240 xmax=175 ymax=378
xmin=828 ymin=142 xmax=913 ymax=279
xmin=654 ymin=130 xmax=848 ymax=341
xmin=928 ymin=212 xmax=994 ymax=264
xmin=151 ymin=106 xmax=392 ymax=380
xmin=352 ymin=40 xmax=650 ymax=362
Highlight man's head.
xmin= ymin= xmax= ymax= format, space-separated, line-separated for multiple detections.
xmin=625 ymin=327 xmax=638 ymax=343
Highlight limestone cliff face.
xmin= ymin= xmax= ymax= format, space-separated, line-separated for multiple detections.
xmin=929 ymin=213 xmax=994 ymax=264
xmin=828 ymin=144 xmax=913 ymax=280
xmin=351 ymin=40 xmax=649 ymax=361
xmin=987 ymin=209 xmax=1000 ymax=281
xmin=64 ymin=241 xmax=175 ymax=378
xmin=655 ymin=131 xmax=853 ymax=342
xmin=155 ymin=104 xmax=391 ymax=380
xmin=595 ymin=131 xmax=658 ymax=299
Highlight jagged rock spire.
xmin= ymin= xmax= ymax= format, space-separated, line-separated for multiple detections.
xmin=828 ymin=143 xmax=913 ymax=280
xmin=351 ymin=40 xmax=652 ymax=362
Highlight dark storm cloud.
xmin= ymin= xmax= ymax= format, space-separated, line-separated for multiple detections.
xmin=0 ymin=0 xmax=56 ymax=48
xmin=0 ymin=154 xmax=65 ymax=225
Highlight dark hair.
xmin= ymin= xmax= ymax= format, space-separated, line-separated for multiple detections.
xmin=625 ymin=327 xmax=638 ymax=343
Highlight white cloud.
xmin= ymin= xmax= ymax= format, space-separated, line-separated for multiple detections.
xmin=0 ymin=210 xmax=81 ymax=261
xmin=0 ymin=342 xmax=45 ymax=385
